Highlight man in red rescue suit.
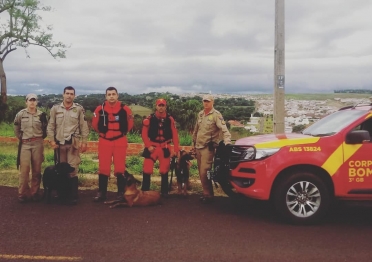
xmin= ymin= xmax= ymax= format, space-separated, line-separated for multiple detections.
xmin=141 ymin=98 xmax=180 ymax=197
xmin=92 ymin=87 xmax=134 ymax=202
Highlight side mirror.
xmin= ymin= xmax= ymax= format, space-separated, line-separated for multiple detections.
xmin=345 ymin=130 xmax=371 ymax=144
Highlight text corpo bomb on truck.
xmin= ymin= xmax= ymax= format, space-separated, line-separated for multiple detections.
xmin=212 ymin=100 xmax=372 ymax=225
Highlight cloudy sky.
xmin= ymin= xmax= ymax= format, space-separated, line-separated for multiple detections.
xmin=4 ymin=0 xmax=372 ymax=96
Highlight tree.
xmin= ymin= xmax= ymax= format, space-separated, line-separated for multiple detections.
xmin=0 ymin=95 xmax=23 ymax=122
xmin=167 ymin=99 xmax=202 ymax=133
xmin=253 ymin=112 xmax=263 ymax=117
xmin=292 ymin=124 xmax=306 ymax=133
xmin=0 ymin=0 xmax=67 ymax=103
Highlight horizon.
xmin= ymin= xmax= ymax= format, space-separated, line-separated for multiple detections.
xmin=8 ymin=90 xmax=372 ymax=98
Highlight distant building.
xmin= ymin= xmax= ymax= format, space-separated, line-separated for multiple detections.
xmin=245 ymin=125 xmax=258 ymax=133
xmin=285 ymin=126 xmax=293 ymax=133
xmin=228 ymin=120 xmax=245 ymax=128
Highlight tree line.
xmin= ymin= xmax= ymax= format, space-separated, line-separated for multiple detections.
xmin=334 ymin=89 xmax=372 ymax=94
xmin=0 ymin=92 xmax=256 ymax=134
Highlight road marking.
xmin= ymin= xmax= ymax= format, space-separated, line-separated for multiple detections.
xmin=0 ymin=254 xmax=82 ymax=261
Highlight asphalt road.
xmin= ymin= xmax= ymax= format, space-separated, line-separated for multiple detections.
xmin=1 ymin=186 xmax=372 ymax=262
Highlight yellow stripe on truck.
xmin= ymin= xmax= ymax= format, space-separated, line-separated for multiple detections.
xmin=322 ymin=142 xmax=362 ymax=176
xmin=255 ymin=137 xmax=320 ymax=149
xmin=365 ymin=113 xmax=372 ymax=119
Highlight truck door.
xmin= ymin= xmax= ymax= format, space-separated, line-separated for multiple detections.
xmin=343 ymin=118 xmax=372 ymax=194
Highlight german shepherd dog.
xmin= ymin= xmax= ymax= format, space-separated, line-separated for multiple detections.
xmin=175 ymin=150 xmax=194 ymax=197
xmin=104 ymin=171 xmax=161 ymax=208
xmin=42 ymin=162 xmax=75 ymax=204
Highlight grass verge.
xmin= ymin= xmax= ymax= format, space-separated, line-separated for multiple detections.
xmin=0 ymin=142 xmax=226 ymax=196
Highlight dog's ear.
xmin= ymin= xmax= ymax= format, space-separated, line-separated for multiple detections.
xmin=124 ymin=170 xmax=132 ymax=178
xmin=186 ymin=154 xmax=194 ymax=161
xmin=126 ymin=179 xmax=133 ymax=186
xmin=67 ymin=165 xmax=75 ymax=173
xmin=55 ymin=162 xmax=75 ymax=175
xmin=60 ymin=162 xmax=75 ymax=173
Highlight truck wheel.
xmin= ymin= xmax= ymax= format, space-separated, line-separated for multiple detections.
xmin=273 ymin=172 xmax=330 ymax=225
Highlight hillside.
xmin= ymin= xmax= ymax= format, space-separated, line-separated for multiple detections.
xmin=129 ymin=104 xmax=152 ymax=117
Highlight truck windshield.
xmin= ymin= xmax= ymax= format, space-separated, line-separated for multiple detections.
xmin=303 ymin=110 xmax=366 ymax=137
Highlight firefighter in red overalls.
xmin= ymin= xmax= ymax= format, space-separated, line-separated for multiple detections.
xmin=141 ymin=98 xmax=180 ymax=197
xmin=92 ymin=87 xmax=134 ymax=202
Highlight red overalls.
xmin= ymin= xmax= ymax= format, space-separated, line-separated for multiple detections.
xmin=92 ymin=101 xmax=133 ymax=176
xmin=142 ymin=111 xmax=180 ymax=174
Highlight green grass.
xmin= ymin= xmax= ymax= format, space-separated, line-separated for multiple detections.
xmin=0 ymin=122 xmax=15 ymax=137
xmin=179 ymin=130 xmax=193 ymax=146
xmin=0 ymin=142 xmax=211 ymax=194
xmin=2 ymin=123 xmax=193 ymax=146
xmin=127 ymin=131 xmax=143 ymax=143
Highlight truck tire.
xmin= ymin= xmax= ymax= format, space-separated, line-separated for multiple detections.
xmin=273 ymin=172 xmax=330 ymax=225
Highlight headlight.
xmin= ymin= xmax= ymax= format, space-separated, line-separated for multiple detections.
xmin=243 ymin=147 xmax=280 ymax=160
xmin=242 ymin=147 xmax=256 ymax=160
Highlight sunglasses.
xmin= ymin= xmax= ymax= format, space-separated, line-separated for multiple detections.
xmin=203 ymin=100 xmax=211 ymax=103
xmin=157 ymin=104 xmax=165 ymax=107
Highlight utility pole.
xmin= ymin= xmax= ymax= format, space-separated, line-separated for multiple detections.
xmin=273 ymin=0 xmax=285 ymax=134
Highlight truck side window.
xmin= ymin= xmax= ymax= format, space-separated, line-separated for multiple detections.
xmin=361 ymin=118 xmax=372 ymax=140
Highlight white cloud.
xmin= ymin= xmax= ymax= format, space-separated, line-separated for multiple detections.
xmin=2 ymin=0 xmax=372 ymax=96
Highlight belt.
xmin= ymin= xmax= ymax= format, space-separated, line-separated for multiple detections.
xmin=22 ymin=137 xmax=43 ymax=143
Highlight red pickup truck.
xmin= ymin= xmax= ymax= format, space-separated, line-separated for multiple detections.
xmin=213 ymin=102 xmax=372 ymax=224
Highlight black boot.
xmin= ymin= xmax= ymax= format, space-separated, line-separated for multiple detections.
xmin=160 ymin=173 xmax=169 ymax=198
xmin=69 ymin=176 xmax=79 ymax=205
xmin=93 ymin=174 xmax=108 ymax=202
xmin=116 ymin=173 xmax=126 ymax=201
xmin=141 ymin=173 xmax=151 ymax=191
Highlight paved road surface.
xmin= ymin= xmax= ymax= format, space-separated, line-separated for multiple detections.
xmin=1 ymin=186 xmax=372 ymax=262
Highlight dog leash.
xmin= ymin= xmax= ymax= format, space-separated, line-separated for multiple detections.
xmin=54 ymin=146 xmax=61 ymax=166
xmin=168 ymin=156 xmax=177 ymax=193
